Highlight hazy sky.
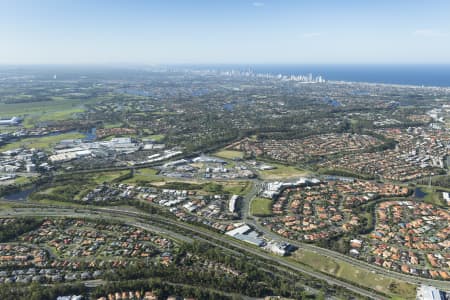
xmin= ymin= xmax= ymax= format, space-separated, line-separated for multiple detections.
xmin=1 ymin=0 xmax=450 ymax=65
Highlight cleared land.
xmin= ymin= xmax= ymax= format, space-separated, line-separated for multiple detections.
xmin=250 ymin=197 xmax=273 ymax=217
xmin=291 ymin=250 xmax=416 ymax=300
xmin=259 ymin=162 xmax=310 ymax=180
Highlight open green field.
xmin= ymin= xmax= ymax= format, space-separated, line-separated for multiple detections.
xmin=0 ymin=132 xmax=85 ymax=151
xmin=291 ymin=250 xmax=416 ymax=300
xmin=213 ymin=149 xmax=244 ymax=160
xmin=23 ymin=107 xmax=85 ymax=127
xmin=0 ymin=94 xmax=106 ymax=128
xmin=123 ymin=168 xmax=162 ymax=184
xmin=0 ymin=98 xmax=86 ymax=118
xmin=259 ymin=162 xmax=310 ymax=180
xmin=250 ymin=197 xmax=273 ymax=217
xmin=0 ymin=100 xmax=73 ymax=117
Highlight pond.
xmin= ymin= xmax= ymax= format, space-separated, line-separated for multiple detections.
xmin=414 ymin=187 xmax=427 ymax=199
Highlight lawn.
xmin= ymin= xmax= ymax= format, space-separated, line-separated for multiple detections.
xmin=213 ymin=149 xmax=244 ymax=160
xmin=0 ymin=132 xmax=85 ymax=151
xmin=259 ymin=162 xmax=310 ymax=180
xmin=291 ymin=250 xmax=416 ymax=300
xmin=250 ymin=197 xmax=273 ymax=217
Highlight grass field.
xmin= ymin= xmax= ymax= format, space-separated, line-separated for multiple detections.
xmin=0 ymin=98 xmax=86 ymax=118
xmin=213 ymin=149 xmax=244 ymax=160
xmin=222 ymin=181 xmax=251 ymax=195
xmin=122 ymin=168 xmax=162 ymax=184
xmin=291 ymin=250 xmax=416 ymax=299
xmin=24 ymin=108 xmax=84 ymax=126
xmin=0 ymin=100 xmax=72 ymax=117
xmin=0 ymin=132 xmax=85 ymax=151
xmin=259 ymin=162 xmax=310 ymax=180
xmin=0 ymin=94 xmax=105 ymax=128
xmin=250 ymin=197 xmax=273 ymax=216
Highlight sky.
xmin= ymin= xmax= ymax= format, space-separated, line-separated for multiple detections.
xmin=1 ymin=0 xmax=450 ymax=65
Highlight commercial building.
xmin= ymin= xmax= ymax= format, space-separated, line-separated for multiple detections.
xmin=226 ymin=224 xmax=265 ymax=247
xmin=229 ymin=195 xmax=240 ymax=213
xmin=416 ymin=285 xmax=446 ymax=300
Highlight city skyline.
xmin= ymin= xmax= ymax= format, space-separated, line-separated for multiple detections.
xmin=1 ymin=0 xmax=450 ymax=65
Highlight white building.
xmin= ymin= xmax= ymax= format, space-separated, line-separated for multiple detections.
xmin=229 ymin=195 xmax=239 ymax=213
xmin=443 ymin=192 xmax=450 ymax=206
xmin=265 ymin=241 xmax=287 ymax=256
xmin=416 ymin=285 xmax=445 ymax=300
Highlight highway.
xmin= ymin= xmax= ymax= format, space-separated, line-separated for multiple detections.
xmin=0 ymin=205 xmax=389 ymax=300
xmin=2 ymin=177 xmax=449 ymax=297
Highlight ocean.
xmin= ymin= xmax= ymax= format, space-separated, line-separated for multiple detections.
xmin=195 ymin=64 xmax=450 ymax=88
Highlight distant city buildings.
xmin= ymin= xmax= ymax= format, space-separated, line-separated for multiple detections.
xmin=193 ymin=68 xmax=326 ymax=83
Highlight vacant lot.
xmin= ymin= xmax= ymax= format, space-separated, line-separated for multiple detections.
xmin=250 ymin=197 xmax=273 ymax=217
xmin=259 ymin=162 xmax=310 ymax=180
xmin=292 ymin=250 xmax=416 ymax=299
